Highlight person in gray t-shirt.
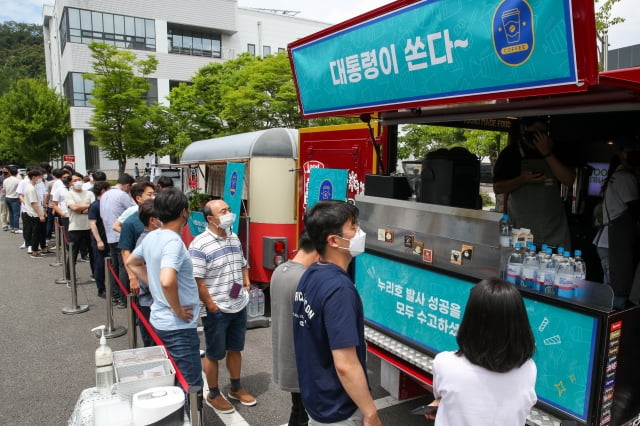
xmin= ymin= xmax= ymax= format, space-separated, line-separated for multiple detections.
xmin=270 ymin=230 xmax=318 ymax=426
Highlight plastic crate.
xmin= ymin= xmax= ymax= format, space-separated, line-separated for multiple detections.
xmin=113 ymin=346 xmax=167 ymax=367
xmin=115 ymin=359 xmax=175 ymax=398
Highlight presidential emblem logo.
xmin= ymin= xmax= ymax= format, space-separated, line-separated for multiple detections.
xmin=320 ymin=179 xmax=333 ymax=200
xmin=493 ymin=0 xmax=534 ymax=66
xmin=229 ymin=171 xmax=238 ymax=196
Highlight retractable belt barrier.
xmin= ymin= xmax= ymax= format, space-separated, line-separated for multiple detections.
xmin=106 ymin=261 xmax=190 ymax=394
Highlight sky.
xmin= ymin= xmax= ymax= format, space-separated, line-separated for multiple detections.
xmin=1 ymin=0 xmax=638 ymax=50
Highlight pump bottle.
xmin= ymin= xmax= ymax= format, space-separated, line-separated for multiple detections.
xmin=91 ymin=325 xmax=114 ymax=396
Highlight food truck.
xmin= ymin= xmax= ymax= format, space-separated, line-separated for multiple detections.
xmin=287 ymin=0 xmax=640 ymax=425
xmin=179 ymin=124 xmax=385 ymax=286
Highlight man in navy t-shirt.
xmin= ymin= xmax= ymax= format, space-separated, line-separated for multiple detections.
xmin=293 ymin=200 xmax=380 ymax=426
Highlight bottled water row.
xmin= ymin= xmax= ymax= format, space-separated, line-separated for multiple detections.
xmin=504 ymin=243 xmax=586 ymax=299
xmin=248 ymin=286 xmax=265 ymax=317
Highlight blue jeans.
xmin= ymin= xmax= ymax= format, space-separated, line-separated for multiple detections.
xmin=5 ymin=197 xmax=20 ymax=229
xmin=153 ymin=326 xmax=203 ymax=389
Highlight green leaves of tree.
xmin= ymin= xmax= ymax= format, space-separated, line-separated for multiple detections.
xmin=85 ymin=42 xmax=159 ymax=175
xmin=0 ymin=79 xmax=70 ymax=164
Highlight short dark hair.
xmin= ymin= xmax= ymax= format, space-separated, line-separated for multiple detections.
xmin=303 ymin=200 xmax=359 ymax=255
xmin=154 ymin=187 xmax=188 ymax=223
xmin=92 ymin=181 xmax=110 ymax=197
xmin=7 ymin=166 xmax=17 ymax=176
xmin=72 ymin=171 xmax=84 ymax=180
xmin=157 ymin=175 xmax=174 ymax=189
xmin=130 ymin=181 xmax=155 ymax=204
xmin=298 ymin=230 xmax=315 ymax=254
xmin=117 ymin=173 xmax=135 ymax=186
xmin=27 ymin=169 xmax=42 ymax=179
xmin=92 ymin=171 xmax=107 ymax=182
xmin=52 ymin=168 xmax=64 ymax=179
xmin=138 ymin=198 xmax=157 ymax=227
xmin=456 ymin=278 xmax=535 ymax=373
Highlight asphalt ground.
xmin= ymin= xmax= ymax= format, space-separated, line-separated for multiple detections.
xmin=0 ymin=228 xmax=433 ymax=425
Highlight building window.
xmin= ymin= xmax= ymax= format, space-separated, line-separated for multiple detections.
xmin=168 ymin=24 xmax=221 ymax=58
xmin=263 ymin=45 xmax=271 ymax=57
xmin=64 ymin=72 xmax=94 ymax=107
xmin=145 ymin=78 xmax=158 ymax=105
xmin=247 ymin=44 xmax=256 ymax=56
xmin=59 ymin=7 xmax=156 ymax=52
xmin=84 ymin=130 xmax=100 ymax=172
xmin=278 ymin=48 xmax=285 ymax=53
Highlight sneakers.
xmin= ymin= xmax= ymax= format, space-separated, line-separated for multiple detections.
xmin=97 ymin=291 xmax=106 ymax=299
xmin=79 ymin=256 xmax=90 ymax=262
xmin=19 ymin=242 xmax=25 ymax=249
xmin=228 ymin=388 xmax=257 ymax=406
xmin=117 ymin=299 xmax=127 ymax=309
xmin=12 ymin=229 xmax=23 ymax=234
xmin=205 ymin=393 xmax=235 ymax=413
xmin=2 ymin=226 xmax=8 ymax=231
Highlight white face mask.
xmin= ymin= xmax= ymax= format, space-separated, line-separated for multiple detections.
xmin=73 ymin=181 xmax=83 ymax=190
xmin=217 ymin=212 xmax=235 ymax=230
xmin=337 ymin=228 xmax=366 ymax=257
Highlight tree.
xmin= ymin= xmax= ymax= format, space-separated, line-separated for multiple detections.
xmin=85 ymin=42 xmax=159 ymax=176
xmin=595 ymin=0 xmax=625 ymax=68
xmin=0 ymin=78 xmax=71 ymax=165
xmin=0 ymin=22 xmax=45 ymax=95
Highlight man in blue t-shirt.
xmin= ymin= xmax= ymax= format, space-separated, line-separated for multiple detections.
xmin=126 ymin=188 xmax=203 ymax=389
xmin=293 ymin=200 xmax=380 ymax=426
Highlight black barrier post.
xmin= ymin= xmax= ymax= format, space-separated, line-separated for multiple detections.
xmin=189 ymin=386 xmax=203 ymax=426
xmin=62 ymin=242 xmax=89 ymax=314
xmin=126 ymin=294 xmax=137 ymax=349
xmin=49 ymin=220 xmax=63 ymax=267
xmin=100 ymin=256 xmax=127 ymax=339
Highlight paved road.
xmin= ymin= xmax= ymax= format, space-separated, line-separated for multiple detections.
xmin=0 ymin=229 xmax=432 ymax=425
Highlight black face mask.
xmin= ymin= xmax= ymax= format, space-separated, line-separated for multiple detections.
xmin=627 ymin=151 xmax=640 ymax=168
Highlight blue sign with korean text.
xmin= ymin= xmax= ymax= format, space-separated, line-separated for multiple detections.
xmin=355 ymin=253 xmax=597 ymax=421
xmin=223 ymin=162 xmax=245 ymax=234
xmin=290 ymin=0 xmax=577 ymax=115
xmin=187 ymin=211 xmax=207 ymax=237
xmin=307 ymin=168 xmax=348 ymax=210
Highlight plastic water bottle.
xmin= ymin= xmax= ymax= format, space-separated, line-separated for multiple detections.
xmin=499 ymin=214 xmax=512 ymax=247
xmin=521 ymin=249 xmax=539 ymax=290
xmin=248 ymin=287 xmax=258 ymax=317
xmin=506 ymin=242 xmax=524 ymax=286
xmin=256 ymin=287 xmax=265 ymax=316
xmin=574 ymin=249 xmax=586 ymax=280
xmin=539 ymin=248 xmax=557 ymax=295
xmin=554 ymin=252 xmax=575 ymax=298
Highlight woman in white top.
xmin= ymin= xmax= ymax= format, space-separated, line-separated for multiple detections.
xmin=427 ymin=278 xmax=537 ymax=426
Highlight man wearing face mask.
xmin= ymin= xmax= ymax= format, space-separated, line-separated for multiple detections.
xmin=65 ymin=172 xmax=95 ymax=273
xmin=603 ymin=136 xmax=640 ymax=309
xmin=189 ymin=199 xmax=255 ymax=414
xmin=293 ymin=200 xmax=380 ymax=426
xmin=493 ymin=117 xmax=575 ymax=249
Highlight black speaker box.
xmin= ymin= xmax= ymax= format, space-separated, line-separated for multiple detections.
xmin=364 ymin=175 xmax=412 ymax=200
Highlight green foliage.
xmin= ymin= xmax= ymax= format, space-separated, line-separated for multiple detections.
xmin=164 ymin=52 xmax=353 ymax=156
xmin=0 ymin=78 xmax=71 ymax=164
xmin=0 ymin=22 xmax=45 ymax=95
xmin=397 ymin=124 xmax=505 ymax=165
xmin=85 ymin=42 xmax=159 ymax=175
xmin=595 ymin=0 xmax=625 ymax=68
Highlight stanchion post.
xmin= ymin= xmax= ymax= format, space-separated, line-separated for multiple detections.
xmin=49 ymin=219 xmax=62 ymax=267
xmin=55 ymin=225 xmax=69 ymax=284
xmin=188 ymin=386 xmax=203 ymax=426
xmin=126 ymin=294 xmax=137 ymax=349
xmin=101 ymin=256 xmax=127 ymax=339
xmin=62 ymin=242 xmax=89 ymax=314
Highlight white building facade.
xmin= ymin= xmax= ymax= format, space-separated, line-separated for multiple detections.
xmin=42 ymin=0 xmax=329 ymax=176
